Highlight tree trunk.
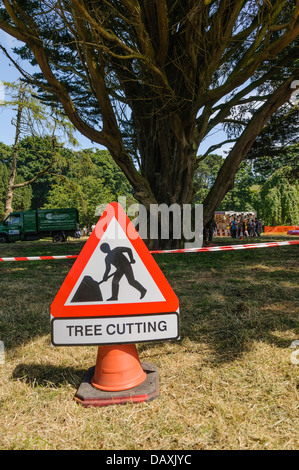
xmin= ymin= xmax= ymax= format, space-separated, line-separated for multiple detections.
xmin=135 ymin=114 xmax=198 ymax=249
xmin=4 ymin=87 xmax=24 ymax=218
xmin=4 ymin=102 xmax=59 ymax=218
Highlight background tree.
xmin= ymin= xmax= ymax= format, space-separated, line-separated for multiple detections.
xmin=0 ymin=136 xmax=33 ymax=219
xmin=193 ymin=154 xmax=224 ymax=205
xmin=43 ymin=149 xmax=129 ymax=226
xmin=195 ymin=144 xmax=299 ymax=226
xmin=0 ymin=80 xmax=78 ymax=218
xmin=255 ymin=167 xmax=299 ymax=226
xmin=0 ymin=1 xmax=298 ymax=246
xmin=43 ymin=177 xmax=113 ymax=227
xmin=195 ymin=156 xmax=256 ymax=212
xmin=0 ymin=131 xmax=134 ymax=224
xmin=16 ymin=135 xmax=74 ymax=209
xmin=218 ymin=162 xmax=256 ymax=213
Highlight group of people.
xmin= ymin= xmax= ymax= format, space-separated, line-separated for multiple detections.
xmin=229 ymin=218 xmax=262 ymax=239
xmin=203 ymin=215 xmax=263 ymax=245
xmin=75 ymin=225 xmax=89 ymax=238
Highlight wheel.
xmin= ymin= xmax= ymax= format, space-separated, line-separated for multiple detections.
xmin=52 ymin=233 xmax=64 ymax=243
xmin=0 ymin=234 xmax=8 ymax=243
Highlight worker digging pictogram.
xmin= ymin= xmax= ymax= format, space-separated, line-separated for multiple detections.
xmin=71 ymin=243 xmax=147 ymax=303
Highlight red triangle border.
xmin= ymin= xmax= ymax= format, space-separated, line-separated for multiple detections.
xmin=51 ymin=202 xmax=179 ymax=318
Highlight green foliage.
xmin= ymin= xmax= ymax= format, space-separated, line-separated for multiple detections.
xmin=0 ymin=142 xmax=12 ymax=164
xmin=42 ymin=148 xmax=133 ymax=227
xmin=0 ymin=143 xmax=32 ymax=219
xmin=195 ymin=152 xmax=299 ymax=225
xmin=255 ymin=167 xmax=299 ymax=225
xmin=218 ymin=162 xmax=256 ymax=212
xmin=194 ymin=154 xmax=223 ymax=204
xmin=195 ymin=156 xmax=256 ymax=212
xmin=16 ymin=136 xmax=57 ymax=208
xmin=86 ymin=149 xmax=133 ymax=197
xmin=12 ymin=175 xmax=32 ymax=212
xmin=0 ymin=162 xmax=32 ymax=220
xmin=0 ymin=133 xmax=133 ymax=227
xmin=43 ymin=175 xmax=113 ymax=227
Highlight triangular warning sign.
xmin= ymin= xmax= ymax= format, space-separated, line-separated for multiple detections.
xmin=51 ymin=202 xmax=179 ymax=318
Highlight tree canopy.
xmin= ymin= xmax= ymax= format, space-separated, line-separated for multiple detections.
xmin=0 ymin=1 xmax=298 ymax=245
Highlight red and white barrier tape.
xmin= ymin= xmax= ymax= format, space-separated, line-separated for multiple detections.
xmin=150 ymin=240 xmax=299 ymax=254
xmin=0 ymin=255 xmax=78 ymax=262
xmin=0 ymin=241 xmax=298 ymax=262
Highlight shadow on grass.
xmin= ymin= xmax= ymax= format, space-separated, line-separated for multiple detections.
xmin=1 ymin=242 xmax=298 ymax=368
xmin=179 ymin=307 xmax=298 ymax=364
xmin=12 ymin=363 xmax=86 ymax=389
xmin=161 ymin=247 xmax=299 ymax=364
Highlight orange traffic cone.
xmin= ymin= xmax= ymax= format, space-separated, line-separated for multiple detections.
xmin=91 ymin=344 xmax=147 ymax=392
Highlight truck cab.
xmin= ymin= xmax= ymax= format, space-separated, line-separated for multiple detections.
xmin=0 ymin=212 xmax=23 ymax=242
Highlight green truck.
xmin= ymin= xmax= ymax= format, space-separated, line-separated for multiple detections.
xmin=0 ymin=208 xmax=79 ymax=243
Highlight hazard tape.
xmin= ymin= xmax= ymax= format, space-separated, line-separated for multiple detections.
xmin=150 ymin=240 xmax=299 ymax=254
xmin=0 ymin=255 xmax=78 ymax=262
xmin=0 ymin=241 xmax=298 ymax=262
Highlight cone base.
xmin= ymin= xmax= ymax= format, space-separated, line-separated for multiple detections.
xmin=74 ymin=362 xmax=159 ymax=407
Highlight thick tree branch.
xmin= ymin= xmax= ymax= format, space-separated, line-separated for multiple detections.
xmin=1 ymin=2 xmax=109 ymax=147
xmin=200 ymin=139 xmax=238 ymax=160
xmin=202 ymin=76 xmax=298 ymax=225
xmin=12 ymin=161 xmax=55 ymax=188
xmin=198 ymin=6 xmax=299 ymax=109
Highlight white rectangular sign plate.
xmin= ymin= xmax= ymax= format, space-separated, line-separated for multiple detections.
xmin=51 ymin=313 xmax=179 ymax=346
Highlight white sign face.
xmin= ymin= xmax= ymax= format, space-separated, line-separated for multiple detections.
xmin=51 ymin=313 xmax=179 ymax=346
xmin=65 ymin=216 xmax=165 ymax=306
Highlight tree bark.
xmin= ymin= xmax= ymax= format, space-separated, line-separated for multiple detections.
xmin=138 ymin=115 xmax=197 ymax=205
xmin=4 ymin=85 xmax=24 ymax=218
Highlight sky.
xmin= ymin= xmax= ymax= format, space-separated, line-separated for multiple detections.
xmin=0 ymin=31 xmax=101 ymax=151
xmin=0 ymin=29 xmax=228 ymax=157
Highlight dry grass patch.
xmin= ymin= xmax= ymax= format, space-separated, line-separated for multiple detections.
xmin=0 ymin=238 xmax=298 ymax=449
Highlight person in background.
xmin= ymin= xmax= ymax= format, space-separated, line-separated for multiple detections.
xmin=238 ymin=218 xmax=245 ymax=239
xmin=247 ymin=220 xmax=252 ymax=237
xmin=231 ymin=218 xmax=237 ymax=238
xmin=244 ymin=220 xmax=249 ymax=238
xmin=203 ymin=216 xmax=217 ymax=246
xmin=254 ymin=218 xmax=260 ymax=237
xmin=250 ymin=219 xmax=255 ymax=236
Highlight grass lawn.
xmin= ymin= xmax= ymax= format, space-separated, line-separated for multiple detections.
xmin=0 ymin=235 xmax=298 ymax=450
